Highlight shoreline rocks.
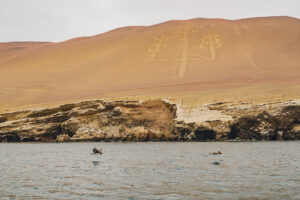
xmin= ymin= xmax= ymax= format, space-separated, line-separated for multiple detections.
xmin=0 ymin=99 xmax=299 ymax=142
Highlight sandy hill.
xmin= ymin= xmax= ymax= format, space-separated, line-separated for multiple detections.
xmin=0 ymin=16 xmax=300 ymax=112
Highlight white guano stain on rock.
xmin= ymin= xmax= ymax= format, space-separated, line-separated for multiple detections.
xmin=175 ymin=104 xmax=233 ymax=123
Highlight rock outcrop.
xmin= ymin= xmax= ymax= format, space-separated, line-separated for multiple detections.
xmin=0 ymin=99 xmax=299 ymax=142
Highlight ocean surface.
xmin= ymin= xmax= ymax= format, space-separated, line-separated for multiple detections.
xmin=0 ymin=142 xmax=299 ymax=200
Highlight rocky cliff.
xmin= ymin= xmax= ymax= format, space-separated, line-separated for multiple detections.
xmin=0 ymin=99 xmax=299 ymax=142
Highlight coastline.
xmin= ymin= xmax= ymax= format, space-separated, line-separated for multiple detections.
xmin=1 ymin=98 xmax=299 ymax=142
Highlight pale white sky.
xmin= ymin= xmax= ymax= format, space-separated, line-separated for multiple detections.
xmin=0 ymin=0 xmax=299 ymax=42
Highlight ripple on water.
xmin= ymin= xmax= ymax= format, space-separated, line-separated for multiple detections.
xmin=0 ymin=142 xmax=299 ymax=199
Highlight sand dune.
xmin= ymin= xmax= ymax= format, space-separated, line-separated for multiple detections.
xmin=0 ymin=16 xmax=300 ymax=111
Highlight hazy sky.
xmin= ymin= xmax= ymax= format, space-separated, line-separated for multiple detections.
xmin=0 ymin=0 xmax=299 ymax=42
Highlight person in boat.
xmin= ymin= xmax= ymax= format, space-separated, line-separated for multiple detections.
xmin=92 ymin=148 xmax=103 ymax=154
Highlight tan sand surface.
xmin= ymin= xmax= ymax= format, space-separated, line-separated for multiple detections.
xmin=0 ymin=16 xmax=299 ymax=112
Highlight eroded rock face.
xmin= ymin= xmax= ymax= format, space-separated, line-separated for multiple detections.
xmin=230 ymin=112 xmax=278 ymax=140
xmin=56 ymin=134 xmax=70 ymax=142
xmin=71 ymin=127 xmax=106 ymax=141
xmin=0 ymin=99 xmax=299 ymax=142
xmin=0 ymin=99 xmax=177 ymax=142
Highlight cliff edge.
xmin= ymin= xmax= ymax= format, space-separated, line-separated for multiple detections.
xmin=1 ymin=99 xmax=299 ymax=142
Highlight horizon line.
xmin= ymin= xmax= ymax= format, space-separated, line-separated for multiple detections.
xmin=0 ymin=15 xmax=298 ymax=43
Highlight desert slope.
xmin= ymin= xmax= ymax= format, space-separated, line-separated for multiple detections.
xmin=0 ymin=16 xmax=300 ymax=111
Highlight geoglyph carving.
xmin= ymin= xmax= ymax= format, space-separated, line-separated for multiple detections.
xmin=148 ymin=35 xmax=168 ymax=61
xmin=174 ymin=26 xmax=192 ymax=78
xmin=199 ymin=34 xmax=223 ymax=60
xmin=148 ymin=29 xmax=223 ymax=78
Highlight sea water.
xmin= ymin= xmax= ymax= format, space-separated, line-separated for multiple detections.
xmin=0 ymin=142 xmax=299 ymax=200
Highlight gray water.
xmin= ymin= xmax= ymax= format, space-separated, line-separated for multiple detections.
xmin=0 ymin=142 xmax=299 ymax=200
